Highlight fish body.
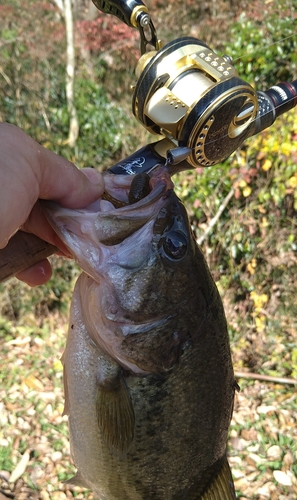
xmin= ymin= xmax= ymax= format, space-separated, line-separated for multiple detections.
xmin=44 ymin=169 xmax=237 ymax=499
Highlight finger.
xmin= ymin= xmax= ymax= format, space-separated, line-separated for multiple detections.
xmin=38 ymin=149 xmax=105 ymax=207
xmin=16 ymin=259 xmax=53 ymax=286
xmin=82 ymin=167 xmax=104 ymax=183
xmin=0 ymin=124 xmax=105 ymax=247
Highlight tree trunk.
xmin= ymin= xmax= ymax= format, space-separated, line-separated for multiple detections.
xmin=64 ymin=0 xmax=79 ymax=147
xmin=53 ymin=0 xmax=79 ymax=147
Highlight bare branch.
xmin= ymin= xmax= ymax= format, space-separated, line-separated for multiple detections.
xmin=197 ymin=187 xmax=234 ymax=246
xmin=234 ymin=370 xmax=297 ymax=386
xmin=0 ymin=66 xmax=12 ymax=85
xmin=52 ymin=0 xmax=64 ymax=12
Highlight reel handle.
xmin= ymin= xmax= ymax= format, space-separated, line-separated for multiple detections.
xmin=91 ymin=0 xmax=146 ymax=27
xmin=91 ymin=0 xmax=160 ymax=52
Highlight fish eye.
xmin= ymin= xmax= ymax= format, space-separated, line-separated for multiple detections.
xmin=162 ymin=231 xmax=188 ymax=260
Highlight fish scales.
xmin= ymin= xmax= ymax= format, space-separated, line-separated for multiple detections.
xmin=43 ymin=168 xmax=237 ymax=499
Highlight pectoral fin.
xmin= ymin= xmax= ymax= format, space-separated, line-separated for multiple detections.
xmin=96 ymin=368 xmax=135 ymax=457
xmin=201 ymin=455 xmax=237 ymax=500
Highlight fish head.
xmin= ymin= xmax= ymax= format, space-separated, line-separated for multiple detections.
xmin=43 ymin=168 xmax=216 ymax=374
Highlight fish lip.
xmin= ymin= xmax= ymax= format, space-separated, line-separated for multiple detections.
xmin=41 ymin=179 xmax=167 ymax=216
xmin=41 ymin=166 xmax=173 ymax=218
xmin=40 ymin=167 xmax=175 ymax=269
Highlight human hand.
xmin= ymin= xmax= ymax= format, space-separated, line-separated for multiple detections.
xmin=0 ymin=123 xmax=104 ymax=286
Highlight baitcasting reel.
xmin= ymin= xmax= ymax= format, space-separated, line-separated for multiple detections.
xmin=92 ymin=0 xmax=297 ymax=173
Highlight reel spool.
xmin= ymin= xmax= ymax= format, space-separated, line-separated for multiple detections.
xmin=132 ymin=37 xmax=259 ymax=167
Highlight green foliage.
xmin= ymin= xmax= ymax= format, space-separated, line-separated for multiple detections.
xmin=0 ymin=445 xmax=13 ymax=472
xmin=292 ymin=349 xmax=297 ymax=379
xmin=0 ymin=2 xmax=137 ymax=169
xmin=174 ymin=0 xmax=297 ymax=369
xmin=0 ymin=258 xmax=78 ymax=322
xmin=176 ymin=102 xmax=297 ymax=370
xmin=46 ymin=77 xmax=132 ymax=169
xmin=225 ymin=0 xmax=297 ymax=87
xmin=0 ymin=1 xmax=66 ymax=128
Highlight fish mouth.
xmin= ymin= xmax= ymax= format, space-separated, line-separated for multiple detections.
xmin=41 ymin=167 xmax=174 ymax=273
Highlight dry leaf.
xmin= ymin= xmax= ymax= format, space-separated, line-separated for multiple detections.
xmin=23 ymin=375 xmax=44 ymax=391
xmin=273 ymin=470 xmax=292 ymax=486
xmin=257 ymin=405 xmax=276 ymax=415
xmin=9 ymin=451 xmax=30 ymax=483
xmin=6 ymin=336 xmax=31 ymax=346
xmin=266 ymin=445 xmax=282 ymax=460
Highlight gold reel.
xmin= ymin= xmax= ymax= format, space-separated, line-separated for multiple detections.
xmin=132 ymin=37 xmax=258 ymax=167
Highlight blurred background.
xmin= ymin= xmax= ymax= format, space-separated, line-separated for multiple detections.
xmin=0 ymin=0 xmax=296 ymax=498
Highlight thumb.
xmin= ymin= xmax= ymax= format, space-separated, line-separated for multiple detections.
xmin=37 ymin=147 xmax=105 ymax=208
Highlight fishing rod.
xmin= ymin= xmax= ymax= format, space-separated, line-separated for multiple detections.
xmin=0 ymin=0 xmax=296 ymax=282
xmin=92 ymin=0 xmax=297 ymax=174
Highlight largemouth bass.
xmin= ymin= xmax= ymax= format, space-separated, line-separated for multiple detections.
xmin=43 ymin=167 xmax=237 ymax=500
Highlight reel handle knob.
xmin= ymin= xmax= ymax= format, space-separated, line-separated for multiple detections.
xmin=91 ymin=0 xmax=146 ymax=27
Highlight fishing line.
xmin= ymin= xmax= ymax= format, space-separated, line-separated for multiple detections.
xmin=231 ymin=31 xmax=297 ymax=65
xmin=200 ymin=94 xmax=297 ymax=154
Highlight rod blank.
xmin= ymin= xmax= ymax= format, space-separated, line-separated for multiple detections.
xmin=0 ymin=231 xmax=57 ymax=283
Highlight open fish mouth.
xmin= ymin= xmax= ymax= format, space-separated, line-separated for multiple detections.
xmin=42 ymin=167 xmax=174 ymax=257
xmin=40 ymin=166 xmax=176 ymax=289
